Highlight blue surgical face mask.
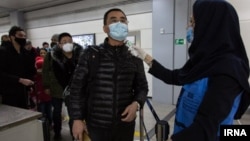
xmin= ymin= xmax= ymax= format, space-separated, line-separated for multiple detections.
xmin=109 ymin=22 xmax=128 ymax=41
xmin=186 ymin=26 xmax=194 ymax=43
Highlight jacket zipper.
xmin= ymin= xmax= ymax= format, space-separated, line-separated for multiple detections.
xmin=113 ymin=48 xmax=118 ymax=125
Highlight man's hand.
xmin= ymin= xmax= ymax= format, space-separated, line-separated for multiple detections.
xmin=72 ymin=120 xmax=88 ymax=141
xmin=121 ymin=101 xmax=139 ymax=122
xmin=19 ymin=78 xmax=34 ymax=86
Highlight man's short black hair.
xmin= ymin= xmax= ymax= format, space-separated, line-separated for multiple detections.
xmin=40 ymin=48 xmax=47 ymax=52
xmin=42 ymin=42 xmax=49 ymax=46
xmin=1 ymin=34 xmax=8 ymax=41
xmin=9 ymin=26 xmax=24 ymax=36
xmin=103 ymin=8 xmax=127 ymax=25
xmin=58 ymin=32 xmax=72 ymax=42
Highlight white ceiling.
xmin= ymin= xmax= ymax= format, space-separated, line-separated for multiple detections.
xmin=0 ymin=0 xmax=84 ymax=17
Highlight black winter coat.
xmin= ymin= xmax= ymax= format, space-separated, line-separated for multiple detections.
xmin=0 ymin=42 xmax=36 ymax=109
xmin=42 ymin=43 xmax=83 ymax=99
xmin=50 ymin=43 xmax=83 ymax=89
xmin=69 ymin=38 xmax=148 ymax=128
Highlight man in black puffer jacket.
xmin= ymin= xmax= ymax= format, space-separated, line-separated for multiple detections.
xmin=68 ymin=8 xmax=148 ymax=141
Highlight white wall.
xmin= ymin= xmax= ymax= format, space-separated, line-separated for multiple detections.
xmin=227 ymin=0 xmax=250 ymax=61
xmin=227 ymin=0 xmax=250 ymax=82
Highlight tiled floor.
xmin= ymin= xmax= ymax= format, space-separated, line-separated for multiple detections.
xmin=50 ymin=100 xmax=250 ymax=141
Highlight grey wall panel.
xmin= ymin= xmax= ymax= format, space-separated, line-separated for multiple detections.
xmin=152 ymin=0 xmax=192 ymax=104
xmin=152 ymin=0 xmax=174 ymax=34
xmin=172 ymin=0 xmax=190 ymax=104
xmin=152 ymin=0 xmax=174 ymax=104
xmin=10 ymin=11 xmax=25 ymax=29
xmin=152 ymin=34 xmax=174 ymax=104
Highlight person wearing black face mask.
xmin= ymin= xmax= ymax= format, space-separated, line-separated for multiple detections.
xmin=15 ymin=36 xmax=27 ymax=47
xmin=0 ymin=34 xmax=10 ymax=46
xmin=0 ymin=26 xmax=36 ymax=109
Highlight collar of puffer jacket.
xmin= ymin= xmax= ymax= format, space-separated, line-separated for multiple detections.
xmin=103 ymin=37 xmax=129 ymax=54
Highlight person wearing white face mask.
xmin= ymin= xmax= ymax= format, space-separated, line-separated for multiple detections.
xmin=62 ymin=42 xmax=74 ymax=52
xmin=68 ymin=8 xmax=148 ymax=141
xmin=42 ymin=32 xmax=83 ymax=140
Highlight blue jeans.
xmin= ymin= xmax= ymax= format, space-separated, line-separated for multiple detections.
xmin=37 ymin=101 xmax=52 ymax=126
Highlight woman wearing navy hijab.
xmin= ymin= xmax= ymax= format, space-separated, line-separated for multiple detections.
xmin=133 ymin=0 xmax=250 ymax=141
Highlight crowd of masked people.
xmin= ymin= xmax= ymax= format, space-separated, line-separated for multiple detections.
xmin=0 ymin=26 xmax=83 ymax=140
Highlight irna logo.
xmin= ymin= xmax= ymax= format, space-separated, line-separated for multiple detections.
xmin=220 ymin=125 xmax=250 ymax=141
xmin=224 ymin=129 xmax=247 ymax=136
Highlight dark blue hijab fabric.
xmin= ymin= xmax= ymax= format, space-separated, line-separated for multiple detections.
xmin=179 ymin=0 xmax=250 ymax=118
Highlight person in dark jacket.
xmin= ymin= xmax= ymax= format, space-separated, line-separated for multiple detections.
xmin=0 ymin=26 xmax=35 ymax=109
xmin=68 ymin=8 xmax=149 ymax=141
xmin=24 ymin=40 xmax=38 ymax=81
xmin=133 ymin=1 xmax=250 ymax=141
xmin=1 ymin=34 xmax=10 ymax=46
xmin=50 ymin=34 xmax=59 ymax=49
xmin=42 ymin=32 xmax=83 ymax=140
